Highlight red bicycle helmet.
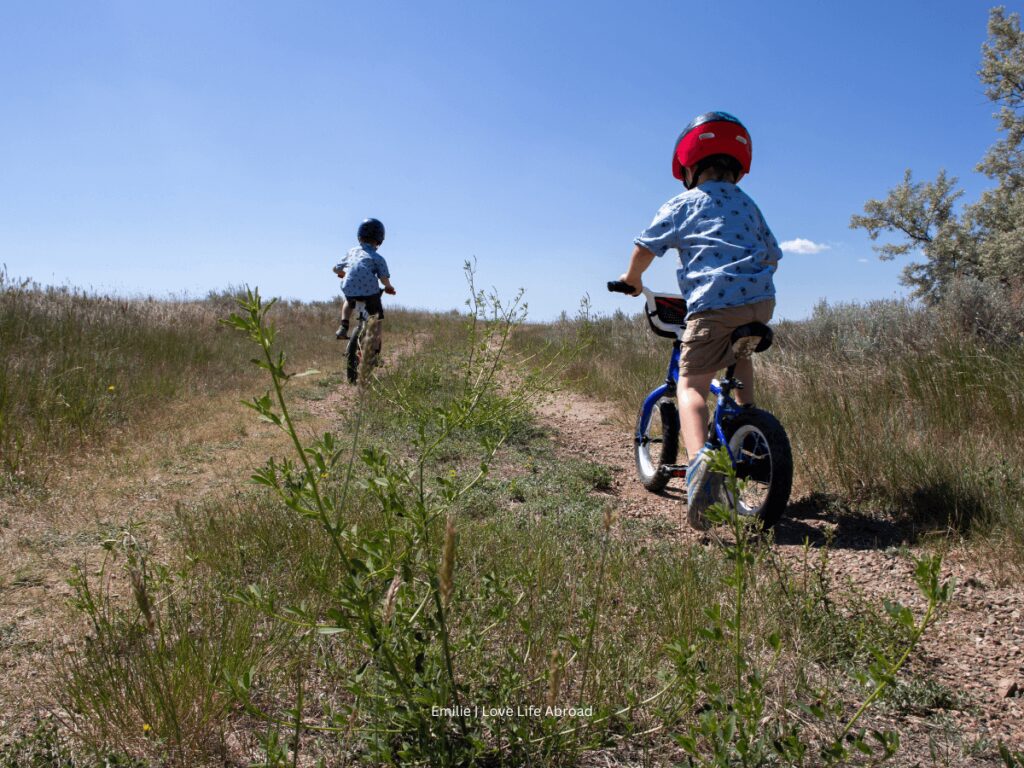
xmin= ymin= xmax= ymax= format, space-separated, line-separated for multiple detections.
xmin=672 ymin=111 xmax=752 ymax=183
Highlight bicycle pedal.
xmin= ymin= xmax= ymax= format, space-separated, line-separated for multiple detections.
xmin=659 ymin=464 xmax=688 ymax=478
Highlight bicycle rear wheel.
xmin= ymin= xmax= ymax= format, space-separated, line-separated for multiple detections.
xmin=720 ymin=408 xmax=792 ymax=528
xmin=634 ymin=396 xmax=680 ymax=492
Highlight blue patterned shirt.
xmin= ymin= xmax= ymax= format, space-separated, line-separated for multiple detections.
xmin=335 ymin=244 xmax=390 ymax=297
xmin=634 ymin=182 xmax=781 ymax=317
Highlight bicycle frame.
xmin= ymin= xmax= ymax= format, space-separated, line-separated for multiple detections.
xmin=345 ymin=293 xmax=386 ymax=383
xmin=634 ymin=287 xmax=747 ymax=469
xmin=353 ymin=303 xmax=370 ymax=326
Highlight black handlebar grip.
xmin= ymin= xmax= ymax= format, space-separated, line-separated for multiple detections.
xmin=607 ymin=280 xmax=637 ymax=294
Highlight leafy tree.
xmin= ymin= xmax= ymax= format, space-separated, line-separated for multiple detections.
xmin=849 ymin=169 xmax=971 ymax=303
xmin=851 ymin=6 xmax=1024 ymax=303
xmin=977 ymin=6 xmax=1024 ymax=183
xmin=970 ymin=6 xmax=1024 ymax=288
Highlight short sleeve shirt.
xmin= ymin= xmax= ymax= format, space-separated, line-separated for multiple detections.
xmin=339 ymin=244 xmax=390 ymax=297
xmin=634 ymin=182 xmax=782 ymax=317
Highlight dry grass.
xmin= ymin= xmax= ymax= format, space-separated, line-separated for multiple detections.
xmin=0 ymin=273 xmax=431 ymax=486
xmin=0 ymin=389 xmax=289 ymax=731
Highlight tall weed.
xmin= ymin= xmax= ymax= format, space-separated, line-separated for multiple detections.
xmin=220 ymin=281 xmax=562 ymax=765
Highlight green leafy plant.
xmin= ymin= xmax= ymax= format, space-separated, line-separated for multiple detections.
xmin=223 ymin=281 xmax=556 ymax=766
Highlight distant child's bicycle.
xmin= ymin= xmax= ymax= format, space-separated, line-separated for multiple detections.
xmin=345 ymin=296 xmax=379 ymax=384
xmin=607 ymin=281 xmax=793 ymax=529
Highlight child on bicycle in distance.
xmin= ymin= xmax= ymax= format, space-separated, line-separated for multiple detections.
xmin=618 ymin=112 xmax=782 ymax=523
xmin=333 ymin=217 xmax=396 ymax=342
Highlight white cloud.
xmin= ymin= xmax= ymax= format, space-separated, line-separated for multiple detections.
xmin=780 ymin=238 xmax=830 ymax=255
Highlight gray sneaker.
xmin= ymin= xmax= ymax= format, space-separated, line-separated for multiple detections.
xmin=686 ymin=449 xmax=714 ymax=531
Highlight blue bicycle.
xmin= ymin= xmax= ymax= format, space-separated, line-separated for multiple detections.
xmin=608 ymin=281 xmax=793 ymax=529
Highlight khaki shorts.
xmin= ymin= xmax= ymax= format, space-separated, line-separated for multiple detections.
xmin=679 ymin=299 xmax=775 ymax=375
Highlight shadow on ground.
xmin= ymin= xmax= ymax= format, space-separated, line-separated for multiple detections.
xmin=772 ymin=492 xmax=918 ymax=551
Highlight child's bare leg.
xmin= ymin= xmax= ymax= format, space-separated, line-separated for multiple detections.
xmin=732 ymin=357 xmax=755 ymax=406
xmin=341 ymin=300 xmax=355 ymax=324
xmin=678 ymin=371 xmax=715 ymax=459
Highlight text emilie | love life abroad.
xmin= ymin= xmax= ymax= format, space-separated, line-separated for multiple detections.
xmin=431 ymin=705 xmax=594 ymax=719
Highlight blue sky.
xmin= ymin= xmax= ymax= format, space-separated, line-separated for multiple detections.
xmin=0 ymin=0 xmax=1015 ymax=320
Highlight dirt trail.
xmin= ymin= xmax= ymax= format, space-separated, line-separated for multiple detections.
xmin=539 ymin=390 xmax=1024 ymax=758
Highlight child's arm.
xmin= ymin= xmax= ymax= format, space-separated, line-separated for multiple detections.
xmin=375 ymin=254 xmax=395 ymax=294
xmin=619 ymin=245 xmax=655 ymax=296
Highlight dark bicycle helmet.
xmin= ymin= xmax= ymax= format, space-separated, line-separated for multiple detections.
xmin=357 ymin=218 xmax=385 ymax=245
xmin=672 ymin=112 xmax=752 ymax=188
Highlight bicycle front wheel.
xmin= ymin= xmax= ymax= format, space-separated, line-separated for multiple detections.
xmin=346 ymin=325 xmax=362 ymax=383
xmin=720 ymin=408 xmax=792 ymax=528
xmin=634 ymin=396 xmax=680 ymax=492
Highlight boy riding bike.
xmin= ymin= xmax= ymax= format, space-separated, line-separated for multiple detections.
xmin=618 ymin=112 xmax=782 ymax=525
xmin=333 ymin=218 xmax=397 ymax=368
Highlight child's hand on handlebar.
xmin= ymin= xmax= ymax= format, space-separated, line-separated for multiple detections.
xmin=384 ymin=286 xmax=397 ymax=295
xmin=618 ymin=274 xmax=643 ymax=296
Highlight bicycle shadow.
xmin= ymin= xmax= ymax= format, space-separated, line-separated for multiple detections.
xmin=770 ymin=492 xmax=916 ymax=551
xmin=656 ymin=486 xmax=686 ymax=502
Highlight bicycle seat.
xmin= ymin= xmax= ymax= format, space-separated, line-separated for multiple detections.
xmin=730 ymin=322 xmax=773 ymax=358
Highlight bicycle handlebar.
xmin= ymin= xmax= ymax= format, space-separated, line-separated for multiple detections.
xmin=607 ymin=280 xmax=687 ymax=338
xmin=607 ymin=280 xmax=638 ymax=294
